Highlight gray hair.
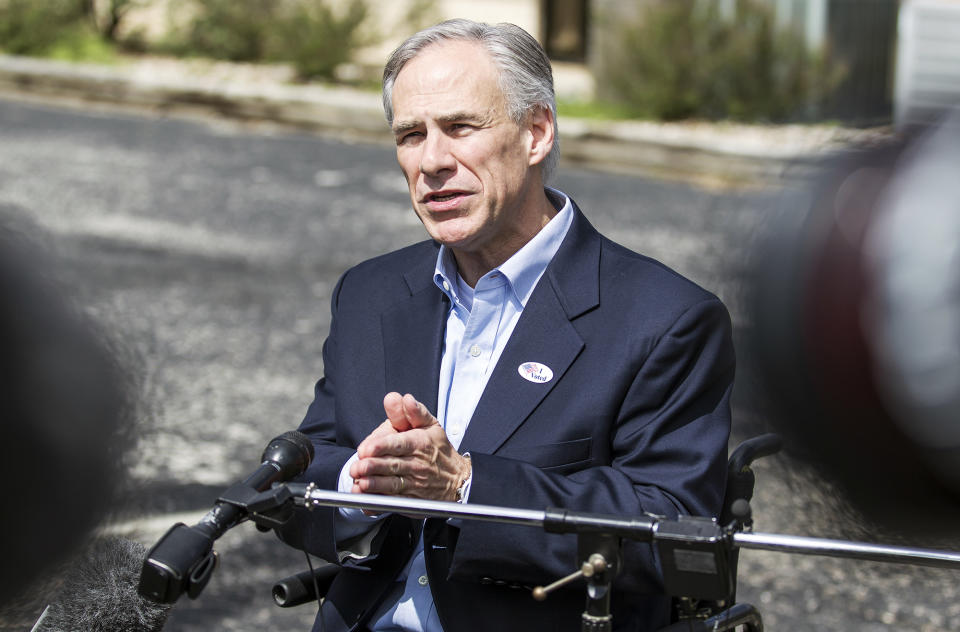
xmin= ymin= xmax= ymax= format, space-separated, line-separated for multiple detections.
xmin=382 ymin=19 xmax=560 ymax=182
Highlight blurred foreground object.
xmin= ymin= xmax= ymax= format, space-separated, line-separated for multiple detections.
xmin=0 ymin=224 xmax=133 ymax=602
xmin=748 ymin=109 xmax=960 ymax=534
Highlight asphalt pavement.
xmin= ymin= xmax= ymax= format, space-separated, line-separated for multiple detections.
xmin=0 ymin=59 xmax=956 ymax=632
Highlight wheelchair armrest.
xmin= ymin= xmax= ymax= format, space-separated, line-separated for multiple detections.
xmin=720 ymin=433 xmax=781 ymax=529
xmin=728 ymin=434 xmax=782 ymax=474
xmin=272 ymin=562 xmax=340 ymax=608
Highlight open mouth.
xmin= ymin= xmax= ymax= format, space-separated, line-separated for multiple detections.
xmin=422 ymin=190 xmax=471 ymax=211
xmin=425 ymin=191 xmax=465 ymax=203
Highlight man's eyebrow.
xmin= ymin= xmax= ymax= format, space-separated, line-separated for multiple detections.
xmin=437 ymin=111 xmax=492 ymax=125
xmin=393 ymin=111 xmax=493 ymax=135
xmin=392 ymin=120 xmax=421 ymax=135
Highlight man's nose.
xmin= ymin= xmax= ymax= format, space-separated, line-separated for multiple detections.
xmin=419 ymin=133 xmax=456 ymax=176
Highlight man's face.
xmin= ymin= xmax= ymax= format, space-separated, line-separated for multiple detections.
xmin=390 ymin=40 xmax=549 ymax=270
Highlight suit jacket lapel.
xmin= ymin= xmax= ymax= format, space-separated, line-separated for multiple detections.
xmin=381 ymin=254 xmax=447 ymax=415
xmin=460 ymin=205 xmax=602 ymax=455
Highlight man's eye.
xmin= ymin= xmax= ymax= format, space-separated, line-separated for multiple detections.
xmin=398 ymin=132 xmax=423 ymax=145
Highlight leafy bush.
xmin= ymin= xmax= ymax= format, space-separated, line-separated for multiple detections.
xmin=0 ymin=0 xmax=89 ymax=56
xmin=0 ymin=0 xmax=138 ymax=60
xmin=269 ymin=0 xmax=370 ymax=81
xmin=173 ymin=0 xmax=372 ymax=80
xmin=45 ymin=23 xmax=119 ymax=62
xmin=178 ymin=0 xmax=277 ymax=62
xmin=0 ymin=0 xmax=384 ymax=83
xmin=595 ymin=0 xmax=846 ymax=122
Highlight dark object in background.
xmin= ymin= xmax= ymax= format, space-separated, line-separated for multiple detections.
xmin=0 ymin=223 xmax=134 ymax=603
xmin=746 ymin=110 xmax=960 ymax=535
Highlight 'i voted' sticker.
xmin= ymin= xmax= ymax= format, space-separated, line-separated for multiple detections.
xmin=518 ymin=362 xmax=554 ymax=384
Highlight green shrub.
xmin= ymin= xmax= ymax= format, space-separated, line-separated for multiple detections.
xmin=595 ymin=0 xmax=845 ymax=122
xmin=268 ymin=0 xmax=371 ymax=81
xmin=45 ymin=23 xmax=118 ymax=62
xmin=0 ymin=0 xmax=89 ymax=56
xmin=172 ymin=0 xmax=372 ymax=80
xmin=179 ymin=0 xmax=277 ymax=61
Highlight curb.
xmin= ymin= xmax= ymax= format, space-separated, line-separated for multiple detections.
xmin=0 ymin=55 xmax=880 ymax=187
xmin=0 ymin=55 xmax=387 ymax=136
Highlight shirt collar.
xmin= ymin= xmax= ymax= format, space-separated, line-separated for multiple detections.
xmin=433 ymin=187 xmax=574 ymax=308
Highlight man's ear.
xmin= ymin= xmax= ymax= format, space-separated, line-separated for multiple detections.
xmin=526 ymin=105 xmax=555 ymax=167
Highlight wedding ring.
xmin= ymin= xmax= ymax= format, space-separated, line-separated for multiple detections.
xmin=398 ymin=475 xmax=405 ymax=492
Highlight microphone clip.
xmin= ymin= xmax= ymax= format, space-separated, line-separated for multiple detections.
xmin=217 ymin=482 xmax=297 ymax=532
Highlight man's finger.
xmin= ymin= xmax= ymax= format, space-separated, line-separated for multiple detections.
xmin=355 ymin=474 xmax=409 ymax=496
xmin=356 ymin=420 xmax=400 ymax=459
xmin=401 ymin=393 xmax=439 ymax=429
xmin=357 ymin=429 xmax=416 ymax=459
xmin=383 ymin=392 xmax=411 ymax=431
xmin=352 ymin=456 xmax=408 ymax=478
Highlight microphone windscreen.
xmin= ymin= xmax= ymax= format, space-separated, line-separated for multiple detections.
xmin=35 ymin=537 xmax=172 ymax=632
xmin=0 ymin=224 xmax=135 ymax=602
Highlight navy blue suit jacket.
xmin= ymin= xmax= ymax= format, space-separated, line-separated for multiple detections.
xmin=279 ymin=202 xmax=734 ymax=631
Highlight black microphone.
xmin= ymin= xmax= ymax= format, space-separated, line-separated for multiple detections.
xmin=195 ymin=430 xmax=315 ymax=540
xmin=138 ymin=430 xmax=314 ymax=604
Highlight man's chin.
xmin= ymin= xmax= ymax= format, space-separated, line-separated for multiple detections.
xmin=434 ymin=236 xmax=475 ymax=252
xmin=423 ymin=222 xmax=477 ymax=250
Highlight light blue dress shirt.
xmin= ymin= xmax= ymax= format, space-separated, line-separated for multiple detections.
xmin=336 ymin=189 xmax=574 ymax=631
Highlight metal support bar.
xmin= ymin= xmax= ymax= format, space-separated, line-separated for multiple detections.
xmin=290 ymin=485 xmax=960 ymax=571
xmin=293 ymin=484 xmax=545 ymax=527
xmin=735 ymin=532 xmax=960 ymax=569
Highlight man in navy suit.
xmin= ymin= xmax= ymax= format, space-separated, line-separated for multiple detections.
xmin=279 ymin=19 xmax=734 ymax=632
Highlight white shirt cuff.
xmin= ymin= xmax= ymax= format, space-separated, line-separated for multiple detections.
xmin=335 ymin=453 xmax=383 ymax=533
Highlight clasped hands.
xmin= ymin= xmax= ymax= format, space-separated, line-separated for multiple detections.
xmin=349 ymin=392 xmax=471 ymax=503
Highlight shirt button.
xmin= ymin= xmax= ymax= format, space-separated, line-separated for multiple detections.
xmin=442 ymin=280 xmax=450 ymax=291
xmin=469 ymin=344 xmax=481 ymax=357
xmin=418 ymin=575 xmax=429 ymax=586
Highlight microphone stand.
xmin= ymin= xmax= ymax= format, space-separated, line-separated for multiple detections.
xmin=261 ymin=483 xmax=960 ymax=632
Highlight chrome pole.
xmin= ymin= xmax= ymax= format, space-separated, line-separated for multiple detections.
xmin=296 ymin=485 xmax=547 ymax=527
xmin=735 ymin=532 xmax=960 ymax=569
xmin=290 ymin=485 xmax=960 ymax=570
